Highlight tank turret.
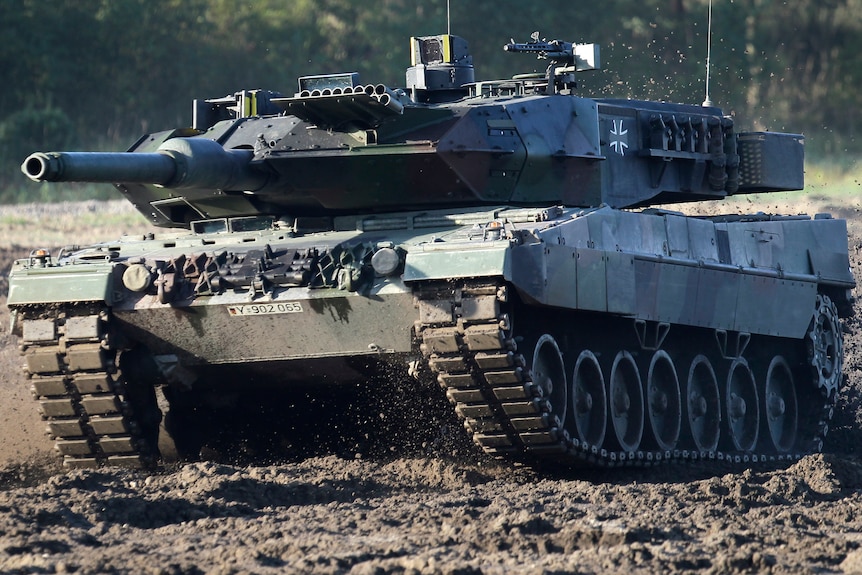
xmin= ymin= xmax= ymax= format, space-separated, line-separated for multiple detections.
xmin=22 ymin=36 xmax=803 ymax=228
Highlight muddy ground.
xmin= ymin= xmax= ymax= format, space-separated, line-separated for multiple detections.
xmin=2 ymin=199 xmax=862 ymax=574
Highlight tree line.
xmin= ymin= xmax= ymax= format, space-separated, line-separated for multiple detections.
xmin=1 ymin=0 xmax=859 ymax=202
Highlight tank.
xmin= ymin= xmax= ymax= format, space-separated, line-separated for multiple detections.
xmin=8 ymin=33 xmax=855 ymax=469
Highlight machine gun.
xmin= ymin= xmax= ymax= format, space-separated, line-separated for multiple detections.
xmin=503 ymin=33 xmax=600 ymax=93
xmin=504 ymin=32 xmax=600 ymax=69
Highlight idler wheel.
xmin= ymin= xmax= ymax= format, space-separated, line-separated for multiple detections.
xmin=686 ymin=355 xmax=720 ymax=452
xmin=646 ymin=350 xmax=681 ymax=451
xmin=571 ymin=350 xmax=606 ymax=447
xmin=807 ymin=294 xmax=843 ymax=398
xmin=763 ymin=355 xmax=798 ymax=452
xmin=531 ymin=335 xmax=568 ymax=430
xmin=609 ymin=351 xmax=644 ymax=452
xmin=723 ymin=358 xmax=759 ymax=452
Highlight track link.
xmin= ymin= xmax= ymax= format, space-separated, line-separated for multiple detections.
xmin=415 ymin=279 xmax=836 ymax=468
xmin=20 ymin=305 xmax=157 ymax=469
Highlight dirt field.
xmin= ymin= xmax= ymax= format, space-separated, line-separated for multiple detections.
xmin=1 ymin=198 xmax=862 ymax=574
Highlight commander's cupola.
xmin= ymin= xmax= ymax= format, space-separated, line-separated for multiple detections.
xmin=406 ymin=34 xmax=474 ymax=103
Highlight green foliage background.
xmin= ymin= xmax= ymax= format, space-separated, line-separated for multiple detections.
xmin=1 ymin=0 xmax=860 ymax=202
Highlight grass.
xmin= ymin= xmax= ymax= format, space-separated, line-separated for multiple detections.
xmin=1 ymin=181 xmax=118 ymax=205
xmin=0 ymin=215 xmax=34 ymax=227
xmin=0 ymin=200 xmax=152 ymax=249
xmin=716 ymin=158 xmax=862 ymax=216
xmin=804 ymin=159 xmax=862 ymax=198
xmin=0 ymin=211 xmax=146 ymax=230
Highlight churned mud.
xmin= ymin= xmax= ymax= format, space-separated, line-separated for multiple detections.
xmin=1 ymin=199 xmax=862 ymax=574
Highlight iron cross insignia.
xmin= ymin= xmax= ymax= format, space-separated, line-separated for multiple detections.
xmin=610 ymin=119 xmax=628 ymax=156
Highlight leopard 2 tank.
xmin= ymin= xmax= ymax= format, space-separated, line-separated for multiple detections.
xmin=9 ymin=33 xmax=854 ymax=468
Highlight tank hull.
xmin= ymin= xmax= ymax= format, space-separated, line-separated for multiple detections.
xmin=8 ymin=205 xmax=853 ymax=467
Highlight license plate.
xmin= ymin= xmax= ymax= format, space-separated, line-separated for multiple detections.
xmin=227 ymin=302 xmax=303 ymax=316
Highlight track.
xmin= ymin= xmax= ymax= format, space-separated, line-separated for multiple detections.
xmin=20 ymin=305 xmax=159 ymax=468
xmin=17 ymin=279 xmax=842 ymax=470
xmin=415 ymin=279 xmax=842 ymax=468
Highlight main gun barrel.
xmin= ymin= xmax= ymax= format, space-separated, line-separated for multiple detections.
xmin=22 ymin=137 xmax=267 ymax=192
xmin=24 ymin=152 xmax=177 ymax=185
